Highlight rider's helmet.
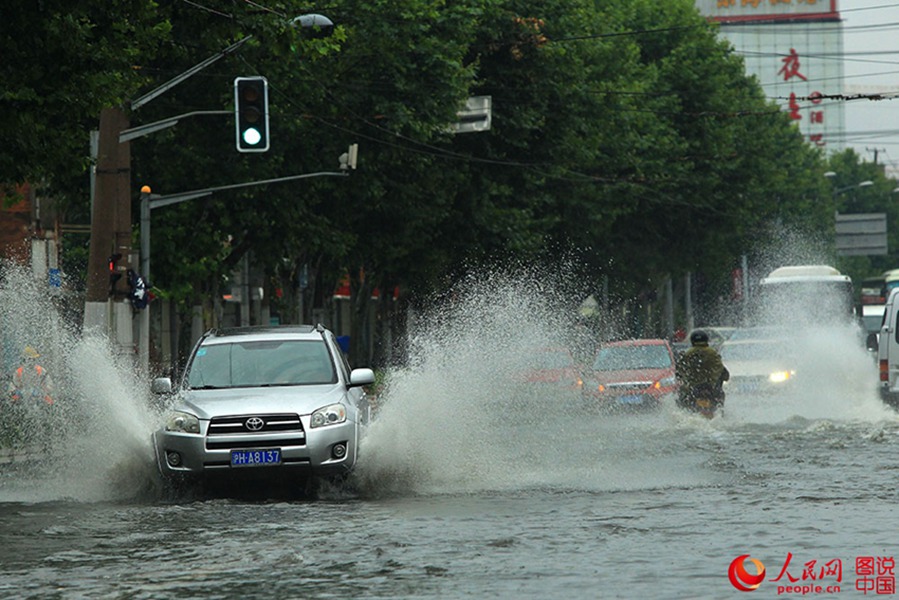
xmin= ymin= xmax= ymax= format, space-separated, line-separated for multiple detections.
xmin=689 ymin=330 xmax=710 ymax=346
xmin=22 ymin=345 xmax=40 ymax=360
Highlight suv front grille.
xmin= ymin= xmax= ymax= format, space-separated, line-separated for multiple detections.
xmin=208 ymin=413 xmax=304 ymax=435
xmin=205 ymin=413 xmax=306 ymax=451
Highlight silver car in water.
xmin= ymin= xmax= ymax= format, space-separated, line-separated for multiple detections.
xmin=151 ymin=324 xmax=375 ymax=488
xmin=720 ymin=337 xmax=796 ymax=396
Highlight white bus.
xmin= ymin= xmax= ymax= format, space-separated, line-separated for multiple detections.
xmin=755 ymin=265 xmax=858 ymax=328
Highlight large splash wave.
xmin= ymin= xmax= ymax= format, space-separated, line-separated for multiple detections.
xmin=0 ymin=261 xmax=160 ymax=503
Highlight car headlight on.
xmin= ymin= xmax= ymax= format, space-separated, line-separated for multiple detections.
xmin=165 ymin=411 xmax=200 ymax=434
xmin=311 ymin=403 xmax=347 ymax=428
xmin=768 ymin=370 xmax=795 ymax=384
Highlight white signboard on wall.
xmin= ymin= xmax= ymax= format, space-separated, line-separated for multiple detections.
xmin=696 ymin=0 xmax=836 ymax=21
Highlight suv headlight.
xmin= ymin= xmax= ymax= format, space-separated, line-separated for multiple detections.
xmin=311 ymin=403 xmax=347 ymax=428
xmin=165 ymin=411 xmax=200 ymax=434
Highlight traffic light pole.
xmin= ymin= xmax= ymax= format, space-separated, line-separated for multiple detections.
xmin=86 ymin=12 xmax=335 ymax=374
xmin=138 ymin=169 xmax=349 ymax=372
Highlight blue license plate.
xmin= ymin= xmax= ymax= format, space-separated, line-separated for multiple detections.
xmin=617 ymin=395 xmax=643 ymax=405
xmin=231 ymin=449 xmax=281 ymax=467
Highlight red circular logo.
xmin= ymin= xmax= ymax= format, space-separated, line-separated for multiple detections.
xmin=729 ymin=554 xmax=766 ymax=592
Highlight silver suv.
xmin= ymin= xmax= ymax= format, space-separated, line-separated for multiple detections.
xmin=151 ymin=324 xmax=375 ymax=489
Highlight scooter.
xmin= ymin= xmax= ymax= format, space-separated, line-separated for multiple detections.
xmin=676 ymin=383 xmax=725 ymax=419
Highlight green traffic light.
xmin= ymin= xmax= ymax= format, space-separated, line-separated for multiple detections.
xmin=234 ymin=76 xmax=270 ymax=152
xmin=242 ymin=127 xmax=262 ymax=146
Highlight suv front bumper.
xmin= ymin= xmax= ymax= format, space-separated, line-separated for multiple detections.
xmin=153 ymin=418 xmax=358 ymax=479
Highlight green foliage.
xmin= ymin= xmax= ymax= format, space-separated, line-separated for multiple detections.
xmin=6 ymin=0 xmax=865 ymax=355
xmin=0 ymin=1 xmax=169 ymax=191
xmin=826 ymin=148 xmax=899 ymax=282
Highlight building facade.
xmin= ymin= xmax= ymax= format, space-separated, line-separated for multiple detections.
xmin=696 ymin=0 xmax=845 ymax=152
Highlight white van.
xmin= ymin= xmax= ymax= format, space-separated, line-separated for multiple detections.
xmin=876 ymin=287 xmax=899 ymax=408
xmin=863 ymin=303 xmax=886 ymax=338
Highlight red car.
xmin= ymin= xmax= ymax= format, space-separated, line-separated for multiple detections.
xmin=585 ymin=339 xmax=679 ymax=410
xmin=519 ymin=347 xmax=584 ymax=398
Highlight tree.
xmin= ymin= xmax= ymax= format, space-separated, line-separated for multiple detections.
xmin=826 ymin=148 xmax=899 ymax=285
xmin=0 ymin=1 xmax=169 ymax=190
xmin=4 ymin=0 xmax=849 ymax=366
xmin=128 ymin=1 xmax=347 ymax=330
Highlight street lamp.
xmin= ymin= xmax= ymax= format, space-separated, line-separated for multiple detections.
xmin=291 ymin=13 xmax=334 ymax=34
xmin=130 ymin=13 xmax=335 ymax=111
xmin=127 ymin=13 xmax=337 ymax=373
xmin=832 ymin=180 xmax=874 ymax=197
xmin=831 ymin=180 xmax=873 ymax=215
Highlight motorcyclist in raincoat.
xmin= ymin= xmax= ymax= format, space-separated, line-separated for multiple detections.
xmin=675 ymin=330 xmax=729 ymax=415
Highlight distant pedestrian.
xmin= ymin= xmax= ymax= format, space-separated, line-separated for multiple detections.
xmin=8 ymin=346 xmax=54 ymax=405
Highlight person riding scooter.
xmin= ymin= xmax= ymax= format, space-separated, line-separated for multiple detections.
xmin=675 ymin=330 xmax=729 ymax=415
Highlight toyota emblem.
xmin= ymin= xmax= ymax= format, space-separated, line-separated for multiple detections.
xmin=245 ymin=417 xmax=265 ymax=431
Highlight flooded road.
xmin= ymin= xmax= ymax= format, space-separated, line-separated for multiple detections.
xmin=2 ymin=264 xmax=899 ymax=598
xmin=2 ymin=388 xmax=898 ymax=599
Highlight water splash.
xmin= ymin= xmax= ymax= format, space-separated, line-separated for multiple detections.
xmin=729 ymin=230 xmax=894 ymax=424
xmin=355 ymin=258 xmax=898 ymax=498
xmin=720 ymin=322 xmax=892 ymax=425
xmin=0 ymin=261 xmax=160 ymax=503
xmin=354 ymin=264 xmax=724 ymax=497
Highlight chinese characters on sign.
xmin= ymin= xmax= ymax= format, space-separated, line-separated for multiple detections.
xmin=779 ymin=48 xmax=808 ymax=82
xmin=698 ymin=0 xmax=841 ymax=152
xmin=778 ymin=47 xmax=826 ymax=147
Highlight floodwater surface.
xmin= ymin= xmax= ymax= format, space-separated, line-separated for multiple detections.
xmin=2 ymin=263 xmax=897 ymax=598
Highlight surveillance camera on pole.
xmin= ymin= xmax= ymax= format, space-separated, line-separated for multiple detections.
xmin=339 ymin=143 xmax=358 ymax=170
xmin=234 ymin=76 xmax=270 ymax=152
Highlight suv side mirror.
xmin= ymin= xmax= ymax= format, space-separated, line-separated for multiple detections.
xmin=866 ymin=332 xmax=879 ymax=353
xmin=151 ymin=377 xmax=173 ymax=394
xmin=349 ymin=368 xmax=375 ymax=388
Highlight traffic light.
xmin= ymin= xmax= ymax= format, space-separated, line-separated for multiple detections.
xmin=234 ymin=76 xmax=270 ymax=152
xmin=108 ymin=253 xmax=123 ymax=297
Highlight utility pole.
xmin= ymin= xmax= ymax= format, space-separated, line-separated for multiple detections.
xmin=867 ymin=147 xmax=886 ymax=165
xmin=84 ymin=107 xmax=132 ymax=355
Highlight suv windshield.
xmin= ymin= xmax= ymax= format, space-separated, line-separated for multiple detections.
xmin=186 ymin=339 xmax=337 ymax=389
